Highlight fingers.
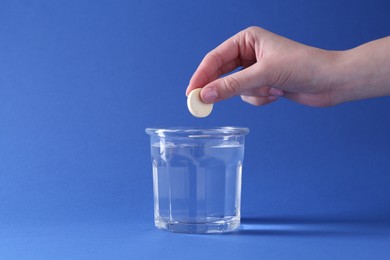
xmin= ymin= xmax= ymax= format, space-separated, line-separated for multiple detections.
xmin=185 ymin=26 xmax=282 ymax=107
xmin=241 ymin=87 xmax=283 ymax=98
xmin=241 ymin=95 xmax=279 ymax=106
xmin=186 ymin=58 xmax=241 ymax=96
xmin=240 ymin=86 xmax=283 ymax=106
xmin=199 ymin=64 xmax=268 ymax=103
xmin=186 ymin=30 xmax=256 ymax=96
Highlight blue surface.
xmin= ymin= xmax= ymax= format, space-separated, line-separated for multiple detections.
xmin=1 ymin=0 xmax=390 ymax=259
xmin=1 ymin=220 xmax=390 ymax=259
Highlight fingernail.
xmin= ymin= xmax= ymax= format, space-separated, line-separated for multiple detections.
xmin=201 ymin=87 xmax=218 ymax=103
xmin=269 ymin=88 xmax=283 ymax=96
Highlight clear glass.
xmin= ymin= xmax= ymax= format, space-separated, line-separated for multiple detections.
xmin=145 ymin=127 xmax=249 ymax=233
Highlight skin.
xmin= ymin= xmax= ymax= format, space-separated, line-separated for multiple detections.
xmin=186 ymin=26 xmax=390 ymax=107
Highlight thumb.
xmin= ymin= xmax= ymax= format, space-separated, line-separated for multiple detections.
xmin=200 ymin=65 xmax=266 ymax=103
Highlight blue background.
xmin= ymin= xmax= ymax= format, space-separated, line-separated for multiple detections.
xmin=1 ymin=0 xmax=390 ymax=259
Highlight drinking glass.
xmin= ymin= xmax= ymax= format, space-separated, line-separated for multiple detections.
xmin=146 ymin=127 xmax=249 ymax=233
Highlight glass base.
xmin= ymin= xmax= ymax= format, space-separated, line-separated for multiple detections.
xmin=154 ymin=216 xmax=240 ymax=234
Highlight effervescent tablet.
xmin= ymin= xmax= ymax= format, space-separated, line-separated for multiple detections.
xmin=187 ymin=88 xmax=213 ymax=118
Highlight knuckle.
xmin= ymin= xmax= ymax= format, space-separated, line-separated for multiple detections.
xmin=245 ymin=25 xmax=260 ymax=33
xmin=205 ymin=51 xmax=222 ymax=68
xmin=255 ymin=86 xmax=270 ymax=97
xmin=222 ymin=76 xmax=241 ymax=97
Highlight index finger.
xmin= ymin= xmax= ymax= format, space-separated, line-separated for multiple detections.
xmin=186 ymin=33 xmax=245 ymax=96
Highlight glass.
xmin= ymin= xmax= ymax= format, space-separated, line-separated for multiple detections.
xmin=145 ymin=127 xmax=249 ymax=233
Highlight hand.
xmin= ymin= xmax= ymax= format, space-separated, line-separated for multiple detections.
xmin=186 ymin=26 xmax=390 ymax=107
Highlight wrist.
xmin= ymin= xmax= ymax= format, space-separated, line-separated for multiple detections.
xmin=307 ymin=48 xmax=347 ymax=106
xmin=329 ymin=38 xmax=390 ymax=104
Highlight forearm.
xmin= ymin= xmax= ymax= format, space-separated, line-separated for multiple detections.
xmin=332 ymin=37 xmax=390 ymax=104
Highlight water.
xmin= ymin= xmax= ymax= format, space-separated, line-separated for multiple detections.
xmin=151 ymin=141 xmax=244 ymax=233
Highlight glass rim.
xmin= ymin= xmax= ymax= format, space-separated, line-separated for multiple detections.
xmin=145 ymin=126 xmax=249 ymax=138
